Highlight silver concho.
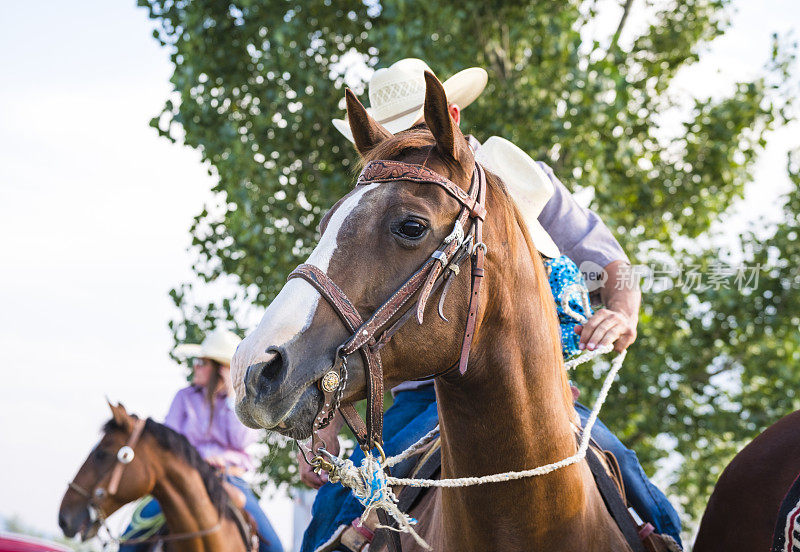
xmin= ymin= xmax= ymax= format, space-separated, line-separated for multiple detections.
xmin=320 ymin=370 xmax=341 ymax=393
xmin=117 ymin=446 xmax=135 ymax=464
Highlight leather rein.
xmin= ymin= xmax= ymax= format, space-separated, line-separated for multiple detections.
xmin=291 ymin=158 xmax=488 ymax=466
xmin=66 ymin=417 xmax=229 ymax=547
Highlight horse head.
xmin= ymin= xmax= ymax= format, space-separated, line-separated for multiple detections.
xmin=59 ymin=402 xmax=154 ymax=540
xmin=232 ymin=72 xmax=562 ymax=444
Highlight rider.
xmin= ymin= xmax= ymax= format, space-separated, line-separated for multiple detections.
xmin=297 ymin=58 xmax=683 ymax=552
xmin=119 ymin=328 xmax=284 ymax=552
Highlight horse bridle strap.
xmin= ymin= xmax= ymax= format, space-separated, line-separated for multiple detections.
xmin=289 ymin=159 xmax=487 ymax=454
xmin=107 ymin=417 xmax=147 ymax=495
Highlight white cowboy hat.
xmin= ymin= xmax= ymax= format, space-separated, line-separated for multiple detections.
xmin=332 ymin=58 xmax=488 ymax=142
xmin=474 ymin=137 xmax=561 ymax=259
xmin=173 ymin=328 xmax=242 ymax=367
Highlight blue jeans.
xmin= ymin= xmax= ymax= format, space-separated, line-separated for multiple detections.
xmin=301 ymin=388 xmax=682 ymax=550
xmin=574 ymin=402 xmax=682 ymax=545
xmin=300 ymin=387 xmax=439 ymax=552
xmin=119 ymin=475 xmax=284 ymax=552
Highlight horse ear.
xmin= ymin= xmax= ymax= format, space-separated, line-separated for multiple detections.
xmin=346 ymin=88 xmax=392 ymax=157
xmin=423 ymin=71 xmax=471 ymax=168
xmin=109 ymin=401 xmax=133 ymax=431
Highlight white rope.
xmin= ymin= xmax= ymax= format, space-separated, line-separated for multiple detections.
xmin=326 ymin=452 xmax=431 ymax=549
xmin=564 ymin=343 xmax=613 ymax=370
xmin=383 ymin=424 xmax=441 ymax=468
xmin=388 ymin=346 xmax=623 ymax=488
xmin=323 ymin=345 xmax=624 ymax=544
xmin=379 ymin=344 xmax=613 ymax=470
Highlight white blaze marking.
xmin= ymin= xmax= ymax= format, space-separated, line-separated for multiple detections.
xmin=231 ymin=184 xmax=378 ymax=400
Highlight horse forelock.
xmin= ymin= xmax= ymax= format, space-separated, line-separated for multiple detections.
xmin=359 ymin=127 xmax=469 ymax=181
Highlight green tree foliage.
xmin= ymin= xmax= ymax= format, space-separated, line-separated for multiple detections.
xmin=139 ymin=0 xmax=797 ymax=526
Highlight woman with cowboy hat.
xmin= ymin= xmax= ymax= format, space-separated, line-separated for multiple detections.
xmin=119 ymin=328 xmax=284 ymax=552
xmin=298 ymin=59 xmax=681 ymax=551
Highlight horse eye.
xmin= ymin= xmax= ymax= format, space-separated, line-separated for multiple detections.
xmin=396 ymin=219 xmax=427 ymax=240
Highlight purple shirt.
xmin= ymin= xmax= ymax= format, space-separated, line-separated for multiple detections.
xmin=164 ymin=386 xmax=261 ymax=472
xmin=465 ymin=135 xmax=628 ymax=267
xmin=536 ymin=161 xmax=629 ymax=268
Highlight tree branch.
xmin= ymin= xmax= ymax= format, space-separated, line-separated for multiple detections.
xmin=609 ymin=0 xmax=635 ymax=54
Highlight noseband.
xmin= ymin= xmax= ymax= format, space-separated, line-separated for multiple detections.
xmin=289 ymin=159 xmax=488 ymax=463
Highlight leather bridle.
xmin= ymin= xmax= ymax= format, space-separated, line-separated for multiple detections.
xmin=291 ymin=158 xmax=488 ymax=465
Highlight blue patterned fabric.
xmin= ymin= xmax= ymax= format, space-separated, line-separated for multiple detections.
xmin=543 ymin=255 xmax=594 ymax=359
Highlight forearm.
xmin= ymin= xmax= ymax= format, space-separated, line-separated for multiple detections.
xmin=600 ymin=260 xmax=641 ymax=322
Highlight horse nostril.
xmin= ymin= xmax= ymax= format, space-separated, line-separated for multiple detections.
xmin=245 ymin=351 xmax=285 ymax=395
xmin=59 ymin=511 xmax=75 ymax=536
xmin=261 ymin=350 xmax=284 ymax=381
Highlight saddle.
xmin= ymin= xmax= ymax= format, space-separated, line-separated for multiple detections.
xmin=123 ymin=495 xmax=259 ymax=552
xmin=324 ymin=433 xmax=682 ymax=552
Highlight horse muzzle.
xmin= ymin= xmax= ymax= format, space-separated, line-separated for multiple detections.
xmin=235 ymin=347 xmax=328 ymax=439
xmin=59 ymin=506 xmax=96 ymax=541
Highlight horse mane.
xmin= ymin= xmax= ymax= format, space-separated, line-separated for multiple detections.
xmin=360 ymin=128 xmax=573 ymax=412
xmin=102 ymin=417 xmax=233 ymax=519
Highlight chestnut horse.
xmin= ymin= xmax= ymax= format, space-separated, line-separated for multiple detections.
xmin=59 ymin=402 xmax=249 ymax=552
xmin=231 ymin=71 xmax=800 ymax=550
xmin=232 ymin=72 xmax=634 ymax=551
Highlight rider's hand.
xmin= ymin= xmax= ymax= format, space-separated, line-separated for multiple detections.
xmin=206 ymin=455 xmax=227 ymax=470
xmin=298 ymin=427 xmax=341 ymax=489
xmin=574 ymin=307 xmax=637 ymax=353
xmin=298 ymin=450 xmax=329 ymax=489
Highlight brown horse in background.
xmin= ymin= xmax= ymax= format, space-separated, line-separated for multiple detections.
xmin=694 ymin=409 xmax=800 ymax=551
xmin=232 ymin=72 xmax=636 ymax=551
xmin=59 ymin=402 xmax=250 ymax=552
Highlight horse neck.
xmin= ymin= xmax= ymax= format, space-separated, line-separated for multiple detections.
xmin=145 ymin=447 xmax=240 ymax=552
xmin=433 ymin=191 xmax=622 ymax=548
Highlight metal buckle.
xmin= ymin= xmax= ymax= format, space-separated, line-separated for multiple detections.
xmin=310 ymin=454 xmax=336 ymax=475
xmin=431 ymin=250 xmax=448 ymax=266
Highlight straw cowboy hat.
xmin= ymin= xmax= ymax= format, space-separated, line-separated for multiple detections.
xmin=173 ymin=328 xmax=242 ymax=366
xmin=332 ymin=58 xmax=488 ymax=143
xmin=474 ymin=137 xmax=560 ymax=259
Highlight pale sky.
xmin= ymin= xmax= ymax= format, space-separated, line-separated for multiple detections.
xmin=0 ymin=0 xmax=797 ymax=549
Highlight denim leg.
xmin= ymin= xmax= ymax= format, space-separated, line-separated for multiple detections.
xmin=300 ymin=386 xmax=438 ymax=552
xmin=227 ymin=476 xmax=285 ymax=552
xmin=118 ymin=497 xmax=163 ymax=552
xmin=574 ymin=402 xmax=682 ymax=545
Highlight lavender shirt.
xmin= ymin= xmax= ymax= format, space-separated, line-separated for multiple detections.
xmin=164 ymin=386 xmax=261 ymax=472
xmin=536 ymin=161 xmax=629 ymax=268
